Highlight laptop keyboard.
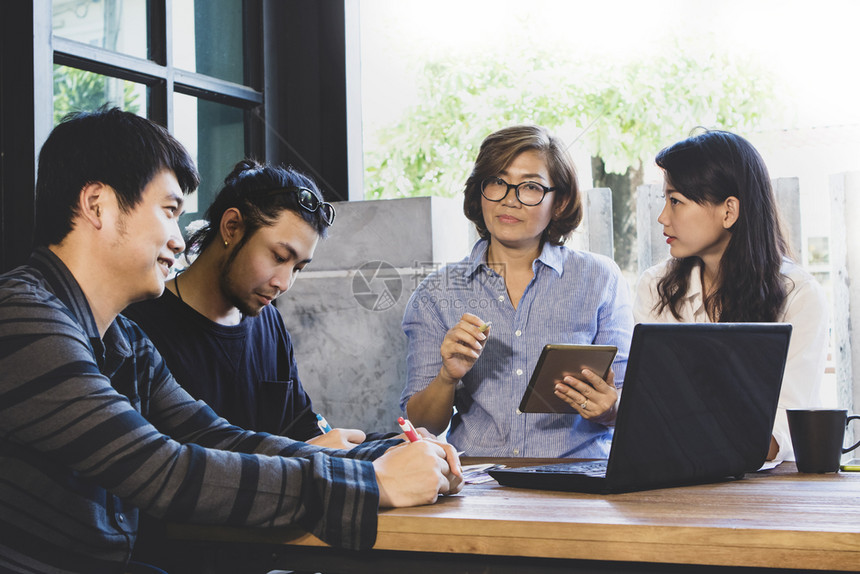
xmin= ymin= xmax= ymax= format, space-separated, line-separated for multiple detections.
xmin=517 ymin=461 xmax=608 ymax=477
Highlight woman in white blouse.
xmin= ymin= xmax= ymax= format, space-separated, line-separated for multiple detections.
xmin=634 ymin=129 xmax=829 ymax=464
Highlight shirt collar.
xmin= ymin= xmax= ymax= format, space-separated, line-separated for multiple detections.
xmin=537 ymin=242 xmax=565 ymax=276
xmin=687 ymin=261 xmax=704 ymax=295
xmin=465 ymin=240 xmax=490 ymax=277
xmin=682 ymin=259 xmax=707 ymax=316
xmin=28 ymin=247 xmax=132 ymax=366
xmin=466 ymin=239 xmax=565 ymax=277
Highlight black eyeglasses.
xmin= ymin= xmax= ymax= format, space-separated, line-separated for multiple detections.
xmin=259 ymin=186 xmax=336 ymax=226
xmin=480 ymin=177 xmax=555 ymax=206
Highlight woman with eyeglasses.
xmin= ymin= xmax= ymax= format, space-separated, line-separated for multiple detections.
xmin=634 ymin=130 xmax=829 ymax=463
xmin=400 ymin=125 xmax=634 ymax=457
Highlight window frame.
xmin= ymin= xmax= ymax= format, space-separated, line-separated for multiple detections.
xmin=1 ymin=0 xmax=355 ymax=272
xmin=51 ymin=3 xmax=265 ymax=139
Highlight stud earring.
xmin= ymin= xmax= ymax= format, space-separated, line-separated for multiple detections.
xmin=224 ymin=240 xmax=229 ymax=247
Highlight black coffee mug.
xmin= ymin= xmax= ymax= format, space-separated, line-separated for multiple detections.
xmin=787 ymin=409 xmax=860 ymax=473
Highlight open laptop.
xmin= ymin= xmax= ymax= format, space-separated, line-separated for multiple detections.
xmin=489 ymin=322 xmax=792 ymax=493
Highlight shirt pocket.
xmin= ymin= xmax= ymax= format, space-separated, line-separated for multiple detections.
xmin=256 ymin=379 xmax=300 ymax=435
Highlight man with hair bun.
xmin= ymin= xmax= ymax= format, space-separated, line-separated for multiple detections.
xmin=125 ymin=159 xmax=389 ymax=450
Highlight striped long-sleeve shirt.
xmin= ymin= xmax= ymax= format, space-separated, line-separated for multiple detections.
xmin=0 ymin=248 xmax=397 ymax=574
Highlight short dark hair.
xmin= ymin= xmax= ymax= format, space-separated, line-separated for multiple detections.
xmin=34 ymin=107 xmax=199 ymax=246
xmin=463 ymin=125 xmax=583 ymax=246
xmin=187 ymin=159 xmax=330 ymax=255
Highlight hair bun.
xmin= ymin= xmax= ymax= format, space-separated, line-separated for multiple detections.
xmin=225 ymin=158 xmax=262 ymax=184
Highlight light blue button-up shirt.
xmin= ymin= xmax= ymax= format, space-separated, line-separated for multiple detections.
xmin=401 ymin=239 xmax=633 ymax=458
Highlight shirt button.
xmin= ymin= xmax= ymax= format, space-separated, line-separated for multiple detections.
xmin=515 ymin=330 xmax=522 ymax=337
xmin=516 ymin=369 xmax=523 ymax=376
xmin=513 ymin=448 xmax=520 ymax=455
xmin=498 ymin=295 xmax=504 ymax=302
xmin=116 ymin=513 xmax=125 ymax=524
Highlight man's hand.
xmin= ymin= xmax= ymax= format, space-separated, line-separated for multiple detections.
xmin=306 ymin=428 xmax=366 ymax=450
xmin=373 ymin=439 xmax=463 ymax=507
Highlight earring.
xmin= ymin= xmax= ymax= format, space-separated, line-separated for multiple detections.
xmin=224 ymin=240 xmax=229 ymax=247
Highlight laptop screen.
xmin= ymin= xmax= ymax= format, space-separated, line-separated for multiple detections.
xmin=605 ymin=323 xmax=791 ymax=491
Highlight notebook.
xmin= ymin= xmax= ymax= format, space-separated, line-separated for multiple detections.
xmin=489 ymin=322 xmax=792 ymax=493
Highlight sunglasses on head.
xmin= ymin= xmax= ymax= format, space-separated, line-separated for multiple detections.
xmin=258 ymin=186 xmax=336 ymax=226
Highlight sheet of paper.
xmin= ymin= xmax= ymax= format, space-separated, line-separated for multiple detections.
xmin=461 ymin=463 xmax=506 ymax=484
xmin=757 ymin=460 xmax=781 ymax=471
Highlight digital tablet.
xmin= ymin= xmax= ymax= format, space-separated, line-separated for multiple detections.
xmin=517 ymin=344 xmax=618 ymax=414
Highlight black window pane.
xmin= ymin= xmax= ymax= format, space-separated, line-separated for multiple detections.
xmin=52 ymin=0 xmax=148 ymax=59
xmin=173 ymin=0 xmax=245 ymax=85
xmin=174 ymin=93 xmax=245 ymax=237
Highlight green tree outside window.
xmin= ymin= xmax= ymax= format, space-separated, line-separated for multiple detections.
xmin=53 ymin=65 xmax=141 ymax=125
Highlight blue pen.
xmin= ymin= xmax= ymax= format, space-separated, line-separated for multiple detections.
xmin=316 ymin=413 xmax=332 ymax=433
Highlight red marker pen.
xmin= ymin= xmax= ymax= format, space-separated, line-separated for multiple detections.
xmin=397 ymin=417 xmax=421 ymax=442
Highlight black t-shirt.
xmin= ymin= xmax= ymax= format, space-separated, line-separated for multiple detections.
xmin=124 ymin=289 xmax=321 ymax=440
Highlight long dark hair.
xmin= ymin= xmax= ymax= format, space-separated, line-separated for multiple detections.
xmin=463 ymin=125 xmax=582 ymax=246
xmin=654 ymin=130 xmax=788 ymax=322
xmin=187 ymin=159 xmax=329 ymax=255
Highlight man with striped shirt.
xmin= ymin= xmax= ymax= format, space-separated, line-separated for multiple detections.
xmin=0 ymin=108 xmax=462 ymax=574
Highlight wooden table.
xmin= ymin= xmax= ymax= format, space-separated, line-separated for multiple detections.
xmin=168 ymin=459 xmax=860 ymax=573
